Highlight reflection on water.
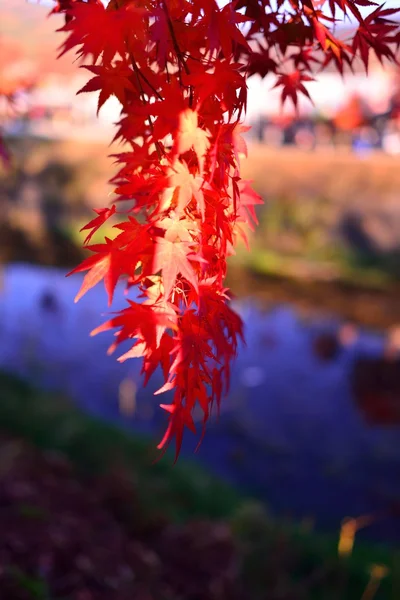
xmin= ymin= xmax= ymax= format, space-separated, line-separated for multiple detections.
xmin=0 ymin=263 xmax=399 ymax=544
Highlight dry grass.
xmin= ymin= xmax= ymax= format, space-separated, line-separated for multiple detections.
xmin=243 ymin=144 xmax=400 ymax=207
xmin=2 ymin=137 xmax=116 ymax=209
xmin=5 ymin=138 xmax=400 ymax=211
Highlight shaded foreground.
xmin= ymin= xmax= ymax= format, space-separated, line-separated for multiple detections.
xmin=0 ymin=435 xmax=237 ymax=600
xmin=0 ymin=373 xmax=398 ymax=600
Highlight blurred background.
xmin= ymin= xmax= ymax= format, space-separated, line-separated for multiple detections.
xmin=0 ymin=1 xmax=399 ymax=599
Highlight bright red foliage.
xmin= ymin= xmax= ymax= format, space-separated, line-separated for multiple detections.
xmin=49 ymin=0 xmax=399 ymax=460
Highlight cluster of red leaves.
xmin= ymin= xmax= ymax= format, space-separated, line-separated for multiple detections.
xmin=50 ymin=0 xmax=399 ymax=460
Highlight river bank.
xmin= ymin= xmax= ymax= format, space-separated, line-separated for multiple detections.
xmin=0 ymin=263 xmax=399 ymax=547
xmin=227 ymin=266 xmax=400 ymax=332
xmin=0 ymin=372 xmax=397 ymax=600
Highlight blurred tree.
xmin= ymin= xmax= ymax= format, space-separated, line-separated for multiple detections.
xmin=0 ymin=37 xmax=37 ymax=165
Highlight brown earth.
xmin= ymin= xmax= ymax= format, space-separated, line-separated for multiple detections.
xmin=243 ymin=145 xmax=400 ymax=208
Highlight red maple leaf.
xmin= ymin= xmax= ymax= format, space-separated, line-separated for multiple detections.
xmin=273 ymin=70 xmax=314 ymax=109
xmin=152 ymin=237 xmax=200 ymax=299
xmin=158 ymin=212 xmax=198 ymax=242
xmin=68 ymin=238 xmax=127 ymax=305
xmin=352 ymin=5 xmax=400 ymax=70
xmin=80 ymin=205 xmax=117 ymax=245
xmin=58 ymin=1 xmax=146 ymax=65
xmin=92 ymin=299 xmax=176 ymax=354
xmin=119 ymin=331 xmax=175 ymax=386
xmin=157 ymin=398 xmax=197 ymax=462
xmin=163 ymin=160 xmax=205 ymax=219
xmin=205 ymin=0 xmax=253 ymax=59
xmin=173 ymin=109 xmax=210 ymax=172
xmin=246 ymin=45 xmax=278 ymax=78
xmin=236 ymin=179 xmax=264 ymax=230
xmin=78 ymin=61 xmax=136 ymax=114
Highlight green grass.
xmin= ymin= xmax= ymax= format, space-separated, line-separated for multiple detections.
xmin=242 ymin=247 xmax=393 ymax=290
xmin=234 ymin=191 xmax=400 ymax=291
xmin=0 ymin=371 xmax=241 ymax=523
xmin=0 ymin=371 xmax=398 ymax=599
xmin=63 ymin=218 xmax=120 ymax=247
xmin=231 ymin=503 xmax=400 ymax=600
xmin=6 ymin=567 xmax=51 ymax=600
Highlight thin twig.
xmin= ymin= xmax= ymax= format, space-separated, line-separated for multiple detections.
xmin=137 ymin=68 xmax=164 ymax=101
xmin=130 ymin=52 xmax=163 ymax=159
xmin=163 ymin=2 xmax=190 ymax=75
xmin=114 ymin=0 xmax=163 ymax=157
xmin=162 ymin=1 xmax=194 ymax=106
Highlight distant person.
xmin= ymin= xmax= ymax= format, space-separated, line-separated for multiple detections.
xmin=352 ymin=126 xmax=380 ymax=156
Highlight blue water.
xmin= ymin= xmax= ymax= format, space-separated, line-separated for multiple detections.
xmin=0 ymin=263 xmax=399 ymax=544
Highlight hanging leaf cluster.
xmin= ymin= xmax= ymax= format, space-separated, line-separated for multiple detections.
xmin=50 ymin=0 xmax=399 ymax=459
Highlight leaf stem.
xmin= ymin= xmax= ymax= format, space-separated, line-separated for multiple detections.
xmin=129 ymin=52 xmax=164 ymax=159
xmin=162 ymin=1 xmax=194 ymax=107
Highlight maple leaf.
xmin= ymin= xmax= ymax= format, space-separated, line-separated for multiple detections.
xmin=205 ymin=0 xmax=253 ymax=59
xmin=113 ymin=168 xmax=169 ymax=216
xmin=174 ymin=109 xmax=210 ymax=173
xmin=68 ymin=238 xmax=124 ymax=305
xmin=168 ymin=311 xmax=217 ymax=381
xmin=69 ymin=218 xmax=151 ymax=306
xmin=352 ymin=6 xmax=400 ymax=70
xmin=57 ymin=1 xmax=146 ymax=65
xmin=289 ymin=46 xmax=321 ymax=72
xmin=92 ymin=297 xmax=176 ymax=345
xmin=150 ymin=5 xmax=173 ymax=67
xmin=78 ymin=62 xmax=136 ymax=114
xmin=141 ymin=82 xmax=188 ymax=141
xmin=273 ymin=70 xmax=314 ymax=109
xmin=236 ymin=179 xmax=264 ymax=230
xmin=328 ymin=0 xmax=378 ymax=22
xmin=112 ymin=118 xmax=150 ymax=145
xmin=184 ymin=60 xmax=247 ymax=119
xmin=157 ymin=212 xmax=197 ymax=242
xmin=112 ymin=218 xmax=154 ymax=281
xmin=153 ymin=237 xmax=199 ymax=299
xmin=119 ymin=331 xmax=174 ymax=385
xmin=57 ymin=2 xmax=124 ymax=64
xmin=271 ymin=17 xmax=313 ymax=54
xmin=162 ymin=160 xmax=205 ymax=219
xmin=235 ymin=0 xmax=263 ymax=19
xmin=322 ymin=38 xmax=353 ymax=73
xmin=157 ymin=398 xmax=197 ymax=462
xmin=80 ymin=205 xmax=116 ymax=245
xmin=220 ymin=122 xmax=251 ymax=166
xmin=247 ymin=45 xmax=278 ymax=78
